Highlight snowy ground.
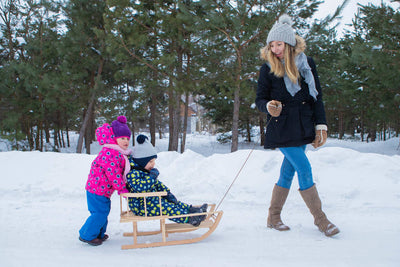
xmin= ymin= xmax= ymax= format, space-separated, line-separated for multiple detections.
xmin=1 ymin=135 xmax=400 ymax=267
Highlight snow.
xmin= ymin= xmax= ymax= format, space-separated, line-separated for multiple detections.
xmin=1 ymin=135 xmax=400 ymax=267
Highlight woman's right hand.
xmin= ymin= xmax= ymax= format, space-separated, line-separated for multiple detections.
xmin=266 ymin=100 xmax=282 ymax=117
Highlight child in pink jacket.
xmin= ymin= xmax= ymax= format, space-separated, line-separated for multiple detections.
xmin=79 ymin=116 xmax=132 ymax=246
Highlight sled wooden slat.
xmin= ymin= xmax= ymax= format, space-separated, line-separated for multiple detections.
xmin=119 ymin=192 xmax=223 ymax=249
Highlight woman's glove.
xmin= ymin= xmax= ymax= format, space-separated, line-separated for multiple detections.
xmin=312 ymin=125 xmax=328 ymax=148
xmin=266 ymin=100 xmax=282 ymax=117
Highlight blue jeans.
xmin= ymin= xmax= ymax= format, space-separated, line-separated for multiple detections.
xmin=79 ymin=191 xmax=111 ymax=241
xmin=277 ymin=145 xmax=314 ymax=190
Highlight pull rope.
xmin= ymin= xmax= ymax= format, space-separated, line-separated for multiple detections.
xmin=215 ymin=116 xmax=273 ymax=211
xmin=215 ymin=146 xmax=256 ymax=211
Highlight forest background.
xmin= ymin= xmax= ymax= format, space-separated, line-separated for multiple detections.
xmin=0 ymin=0 xmax=399 ymax=153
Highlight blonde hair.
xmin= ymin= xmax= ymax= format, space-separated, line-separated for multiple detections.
xmin=260 ymin=35 xmax=306 ymax=84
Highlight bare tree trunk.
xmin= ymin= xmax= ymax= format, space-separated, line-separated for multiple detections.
xmin=23 ymin=119 xmax=34 ymax=151
xmin=40 ymin=127 xmax=43 ymax=151
xmin=84 ymin=109 xmax=93 ymax=154
xmin=159 ymin=130 xmax=163 ymax=139
xmin=246 ymin=120 xmax=251 ymax=142
xmin=181 ymin=92 xmax=189 ymax=153
xmin=360 ymin=110 xmax=365 ymax=142
xmin=53 ymin=129 xmax=58 ymax=151
xmin=338 ymin=110 xmax=344 ymax=139
xmin=61 ymin=130 xmax=65 ymax=148
xmin=383 ymin=121 xmax=386 ymax=141
xmin=66 ymin=125 xmax=70 ymax=147
xmin=76 ymin=58 xmax=104 ymax=153
xmin=149 ymin=86 xmax=157 ymax=146
xmin=35 ymin=125 xmax=40 ymax=151
xmin=167 ymin=79 xmax=180 ymax=152
xmin=231 ymin=83 xmax=240 ymax=152
xmin=76 ymin=96 xmax=95 ymax=153
xmin=126 ymin=81 xmax=136 ymax=147
xmin=45 ymin=123 xmax=50 ymax=144
xmin=172 ymin=94 xmax=181 ymax=151
xmin=168 ymin=81 xmax=175 ymax=151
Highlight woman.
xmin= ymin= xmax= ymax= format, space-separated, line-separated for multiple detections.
xmin=255 ymin=14 xmax=339 ymax=237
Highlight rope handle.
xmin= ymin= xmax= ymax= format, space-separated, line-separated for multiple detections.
xmin=215 ymin=116 xmax=272 ymax=210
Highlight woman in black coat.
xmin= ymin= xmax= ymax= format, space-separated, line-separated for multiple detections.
xmin=255 ymin=14 xmax=339 ymax=237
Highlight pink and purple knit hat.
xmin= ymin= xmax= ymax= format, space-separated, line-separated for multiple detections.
xmin=111 ymin=116 xmax=131 ymax=139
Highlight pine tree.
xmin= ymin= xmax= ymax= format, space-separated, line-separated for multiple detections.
xmin=105 ymin=0 xmax=205 ymax=152
xmin=336 ymin=3 xmax=400 ymax=140
xmin=0 ymin=0 xmax=65 ymax=151
xmin=62 ymin=0 xmax=114 ymax=153
xmin=195 ymin=0 xmax=323 ymax=151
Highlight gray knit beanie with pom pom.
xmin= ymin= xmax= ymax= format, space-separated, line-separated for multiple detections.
xmin=132 ymin=135 xmax=157 ymax=168
xmin=266 ymin=14 xmax=296 ymax=46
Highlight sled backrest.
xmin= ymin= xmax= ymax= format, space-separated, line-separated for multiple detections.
xmin=120 ymin=192 xmax=168 ymax=218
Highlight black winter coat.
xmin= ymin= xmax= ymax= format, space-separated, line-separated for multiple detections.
xmin=255 ymin=57 xmax=327 ymax=149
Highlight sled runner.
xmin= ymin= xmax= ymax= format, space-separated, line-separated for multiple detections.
xmin=119 ymin=192 xmax=223 ymax=249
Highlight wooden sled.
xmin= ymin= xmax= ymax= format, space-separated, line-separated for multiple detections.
xmin=119 ymin=192 xmax=223 ymax=249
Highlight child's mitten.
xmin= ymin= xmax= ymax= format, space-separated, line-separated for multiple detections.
xmin=149 ymin=168 xmax=159 ymax=179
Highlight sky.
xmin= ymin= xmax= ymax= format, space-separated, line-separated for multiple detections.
xmin=0 ymin=0 xmax=398 ymax=36
xmin=315 ymin=0 xmax=400 ymax=37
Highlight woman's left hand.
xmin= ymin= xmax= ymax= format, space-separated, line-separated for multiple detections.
xmin=312 ymin=129 xmax=327 ymax=148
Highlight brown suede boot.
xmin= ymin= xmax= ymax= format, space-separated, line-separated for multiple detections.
xmin=267 ymin=184 xmax=290 ymax=231
xmin=299 ymin=185 xmax=340 ymax=237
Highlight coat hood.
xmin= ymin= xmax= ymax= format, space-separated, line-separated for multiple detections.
xmin=96 ymin=123 xmax=117 ymax=146
xmin=294 ymin=35 xmax=306 ymax=55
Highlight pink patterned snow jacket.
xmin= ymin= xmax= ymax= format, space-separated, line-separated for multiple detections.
xmin=85 ymin=123 xmax=131 ymax=198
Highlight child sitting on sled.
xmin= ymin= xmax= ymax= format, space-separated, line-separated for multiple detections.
xmin=126 ymin=134 xmax=207 ymax=226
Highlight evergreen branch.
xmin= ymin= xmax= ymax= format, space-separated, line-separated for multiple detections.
xmin=215 ymin=26 xmax=240 ymax=56
xmin=119 ymin=35 xmax=171 ymax=79
xmin=243 ymin=71 xmax=258 ymax=81
xmin=130 ymin=14 xmax=171 ymax=47
xmin=241 ymin=23 xmax=271 ymax=49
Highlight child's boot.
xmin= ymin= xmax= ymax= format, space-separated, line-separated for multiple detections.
xmin=79 ymin=236 xmax=103 ymax=246
xmin=189 ymin=203 xmax=208 ymax=222
xmin=189 ymin=203 xmax=208 ymax=213
xmin=98 ymin=234 xmax=109 ymax=242
xmin=187 ymin=204 xmax=208 ymax=226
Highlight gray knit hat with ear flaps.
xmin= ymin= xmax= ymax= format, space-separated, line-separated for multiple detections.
xmin=266 ymin=14 xmax=296 ymax=46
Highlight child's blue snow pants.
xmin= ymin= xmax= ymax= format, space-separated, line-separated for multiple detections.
xmin=79 ymin=191 xmax=110 ymax=241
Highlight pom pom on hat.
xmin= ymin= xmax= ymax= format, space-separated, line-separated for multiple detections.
xmin=266 ymin=14 xmax=296 ymax=47
xmin=133 ymin=134 xmax=157 ymax=168
xmin=117 ymin=115 xmax=127 ymax=124
xmin=136 ymin=134 xmax=147 ymax=144
xmin=278 ymin=14 xmax=294 ymax=26
xmin=111 ymin=115 xmax=131 ymax=139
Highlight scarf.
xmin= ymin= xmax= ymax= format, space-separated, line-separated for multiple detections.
xmin=104 ymin=144 xmax=132 ymax=183
xmin=269 ymin=52 xmax=319 ymax=101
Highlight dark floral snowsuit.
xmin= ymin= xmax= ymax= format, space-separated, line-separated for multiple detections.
xmin=126 ymin=157 xmax=190 ymax=223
